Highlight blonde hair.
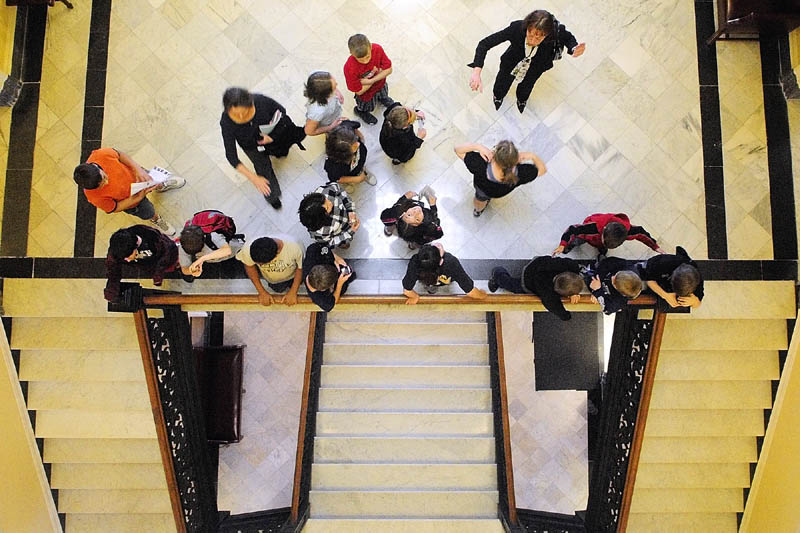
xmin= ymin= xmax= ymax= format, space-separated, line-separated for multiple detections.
xmin=494 ymin=140 xmax=519 ymax=184
xmin=614 ymin=271 xmax=643 ymax=299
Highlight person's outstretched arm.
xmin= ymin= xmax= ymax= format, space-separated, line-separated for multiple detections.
xmin=468 ymin=22 xmax=516 ymax=92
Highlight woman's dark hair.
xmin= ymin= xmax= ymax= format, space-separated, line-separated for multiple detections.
xmin=298 ymin=193 xmax=331 ymax=231
xmin=73 ymin=163 xmax=103 ymax=190
xmin=109 ymin=228 xmax=138 ymax=260
xmin=602 ymin=222 xmax=628 ymax=249
xmin=325 ymin=124 xmax=359 ymax=163
xmin=523 ymin=10 xmax=555 ymax=36
xmin=494 ymin=140 xmax=519 ymax=184
xmin=222 ymin=87 xmax=254 ymax=111
xmin=250 ymin=237 xmax=279 ymax=263
xmin=308 ymin=264 xmax=338 ymax=291
xmin=179 ymin=225 xmax=205 ymax=256
xmin=304 ymin=71 xmax=334 ymax=105
xmin=382 ymin=105 xmax=410 ymax=137
xmin=416 ymin=244 xmax=441 ymax=286
xmin=671 ymin=264 xmax=701 ymax=297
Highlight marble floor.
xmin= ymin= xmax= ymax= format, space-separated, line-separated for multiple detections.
xmin=216 ymin=311 xmax=310 ymax=515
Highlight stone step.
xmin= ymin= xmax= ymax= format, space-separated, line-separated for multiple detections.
xmin=320 ymin=365 xmax=491 ymax=389
xmin=626 ymin=512 xmax=737 ymax=533
xmin=65 ymin=513 xmax=176 ymax=533
xmin=635 ymin=463 xmax=751 ymax=489
xmin=2 ymin=279 xmax=111 ymax=317
xmin=10 ymin=317 xmax=139 ymax=350
xmin=649 ymin=380 xmax=773 ymax=409
xmin=311 ymin=464 xmax=497 ymax=490
xmin=644 ymin=409 xmax=764 ymax=437
xmin=26 ymin=381 xmax=150 ymax=410
xmin=43 ymin=438 xmax=162 ymax=464
xmin=655 ymin=350 xmax=779 ymax=380
xmin=665 ymin=280 xmax=795 ymax=320
xmin=323 ymin=343 xmax=489 ymax=366
xmin=308 ymin=490 xmax=499 ymax=519
xmin=639 ymin=437 xmax=757 ymax=463
xmin=326 ymin=309 xmax=487 ymax=323
xmin=313 ymin=437 xmax=495 ymax=464
xmin=302 ymin=518 xmax=504 ymax=533
xmin=51 ymin=463 xmax=167 ymax=489
xmin=58 ymin=489 xmax=172 ymax=514
xmin=324 ymin=322 xmax=487 ymax=345
xmin=35 ymin=410 xmax=156 ymax=439
xmin=660 ymin=319 xmax=787 ymax=351
xmin=19 ymin=350 xmax=144 ymax=382
xmin=318 ymin=388 xmax=492 ymax=412
xmin=316 ymin=412 xmax=494 ymax=436
xmin=629 ymin=488 xmax=743 ymax=513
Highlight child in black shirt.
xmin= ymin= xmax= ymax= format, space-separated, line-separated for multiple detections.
xmin=380 ymin=187 xmax=442 ymax=248
xmin=402 ymin=244 xmax=486 ymax=304
xmin=640 ymin=246 xmax=703 ymax=309
xmin=302 ymin=242 xmax=355 ymax=312
xmin=584 ymin=257 xmax=643 ymax=315
xmin=324 ymin=124 xmax=376 ymax=185
xmin=379 ymin=103 xmax=426 ymax=164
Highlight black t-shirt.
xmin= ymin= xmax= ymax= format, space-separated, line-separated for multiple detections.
xmin=302 ymin=242 xmax=355 ymax=312
xmin=522 ymin=256 xmax=582 ymax=321
xmin=380 ymin=125 xmax=423 ymax=162
xmin=403 ymin=251 xmax=474 ymax=293
xmin=130 ymin=225 xmax=160 ymax=266
xmin=641 ymin=248 xmax=704 ymax=300
xmin=325 ymin=142 xmax=368 ymax=182
xmin=464 ymin=151 xmax=538 ymax=199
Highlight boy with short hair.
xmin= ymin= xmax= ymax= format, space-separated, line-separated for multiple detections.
xmin=488 ymin=256 xmax=586 ymax=321
xmin=343 ymin=33 xmax=394 ymax=125
xmin=585 ymin=256 xmax=643 ymax=315
xmin=553 ymin=212 xmax=663 ymax=256
xmin=104 ymin=225 xmax=179 ymax=302
xmin=302 ymin=241 xmax=355 ymax=312
xmin=639 ymin=246 xmax=703 ymax=309
xmin=178 ymin=212 xmax=244 ymax=281
xmin=237 ymin=235 xmax=304 ymax=307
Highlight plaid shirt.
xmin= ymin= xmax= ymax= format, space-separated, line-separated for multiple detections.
xmin=308 ymin=183 xmax=356 ymax=248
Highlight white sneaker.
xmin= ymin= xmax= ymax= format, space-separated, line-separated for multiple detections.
xmin=155 ymin=176 xmax=186 ymax=192
xmin=152 ymin=216 xmax=176 ymax=236
xmin=364 ymin=171 xmax=377 ymax=186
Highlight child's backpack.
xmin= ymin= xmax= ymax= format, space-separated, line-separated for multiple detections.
xmin=185 ymin=210 xmax=242 ymax=250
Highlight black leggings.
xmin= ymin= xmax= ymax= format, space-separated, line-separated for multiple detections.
xmin=493 ymin=58 xmax=553 ymax=103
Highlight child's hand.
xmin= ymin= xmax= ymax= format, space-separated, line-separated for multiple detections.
xmin=569 ymin=294 xmax=581 ymax=304
xmin=677 ymin=294 xmax=700 ymax=308
xmin=477 ymin=145 xmax=494 ymax=162
xmin=552 ymin=245 xmax=565 ymax=256
xmin=418 ymin=128 xmax=427 ymax=139
xmin=589 ymin=275 xmax=601 ymax=291
xmin=405 ymin=292 xmax=420 ymax=305
xmin=663 ymin=292 xmax=680 ymax=307
xmin=416 ymin=110 xmax=426 ymax=120
xmin=590 ymin=295 xmax=598 ymax=304
xmin=335 ymin=89 xmax=344 ymax=103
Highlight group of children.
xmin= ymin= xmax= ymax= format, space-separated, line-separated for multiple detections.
xmin=75 ymin=26 xmax=704 ymax=316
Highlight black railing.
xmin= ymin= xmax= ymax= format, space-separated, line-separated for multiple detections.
xmin=585 ymin=305 xmax=659 ymax=532
xmin=144 ymin=305 xmax=219 ymax=532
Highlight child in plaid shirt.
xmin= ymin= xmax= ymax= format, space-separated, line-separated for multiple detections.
xmin=298 ymin=182 xmax=360 ymax=249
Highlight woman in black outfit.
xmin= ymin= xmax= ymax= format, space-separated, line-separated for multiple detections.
xmin=454 ymin=140 xmax=547 ymax=217
xmin=467 ymin=10 xmax=585 ymax=112
xmin=220 ymin=87 xmax=306 ymax=209
xmin=380 ymin=187 xmax=442 ymax=249
xmin=379 ymin=102 xmax=426 ymax=164
xmin=402 ymin=243 xmax=487 ymax=304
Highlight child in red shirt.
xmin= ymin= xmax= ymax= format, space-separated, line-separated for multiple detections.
xmin=343 ymin=33 xmax=394 ymax=125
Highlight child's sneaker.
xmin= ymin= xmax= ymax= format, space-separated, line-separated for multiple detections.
xmin=155 ymin=176 xmax=186 ymax=192
xmin=354 ymin=107 xmax=378 ymax=125
xmin=363 ymin=171 xmax=377 ymax=185
xmin=152 ymin=215 xmax=176 ymax=237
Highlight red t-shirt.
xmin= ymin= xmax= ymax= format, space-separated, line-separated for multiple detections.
xmin=84 ymin=148 xmax=137 ymax=213
xmin=343 ymin=43 xmax=392 ymax=102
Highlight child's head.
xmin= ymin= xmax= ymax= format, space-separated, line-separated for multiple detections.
xmin=417 ymin=244 xmax=442 ymax=285
xmin=671 ymin=264 xmax=701 ymax=297
xmin=385 ymin=105 xmax=411 ymax=130
xmin=553 ymin=271 xmax=585 ymax=297
xmin=249 ymin=237 xmax=279 ymax=264
xmin=348 ymin=34 xmax=371 ymax=62
xmin=179 ymin=225 xmax=205 ymax=256
xmin=73 ymin=163 xmax=104 ymax=190
xmin=304 ymin=71 xmax=335 ymax=105
xmin=308 ymin=264 xmax=338 ymax=291
xmin=602 ymin=222 xmax=628 ymax=249
xmin=325 ymin=124 xmax=359 ymax=163
xmin=109 ymin=228 xmax=138 ymax=261
xmin=612 ymin=271 xmax=643 ymax=299
xmin=494 ymin=140 xmax=519 ymax=184
xmin=299 ymin=193 xmax=332 ymax=231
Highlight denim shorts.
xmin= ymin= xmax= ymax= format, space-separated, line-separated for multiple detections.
xmin=124 ymin=197 xmax=155 ymax=220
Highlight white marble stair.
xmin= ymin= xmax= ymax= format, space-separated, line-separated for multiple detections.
xmin=306 ymin=310 xmax=502 ymax=531
xmin=4 ymin=281 xmax=176 ymax=533
xmin=628 ymin=281 xmax=794 ymax=532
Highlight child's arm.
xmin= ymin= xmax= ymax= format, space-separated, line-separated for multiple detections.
xmin=337 ymin=171 xmax=367 ymax=184
xmin=646 ymin=280 xmax=679 ymax=307
xmin=519 ymin=151 xmax=547 ymax=176
xmin=454 ymin=142 xmax=492 ymax=161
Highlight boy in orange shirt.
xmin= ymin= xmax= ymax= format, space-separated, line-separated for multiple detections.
xmin=73 ymin=148 xmax=185 ymax=235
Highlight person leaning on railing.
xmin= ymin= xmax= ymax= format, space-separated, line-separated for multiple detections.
xmin=402 ymin=243 xmax=487 ymax=305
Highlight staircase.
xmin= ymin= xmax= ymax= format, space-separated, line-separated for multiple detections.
xmin=3 ymin=279 xmax=175 ymax=533
xmin=303 ymin=309 xmax=504 ymax=533
xmin=628 ymin=281 xmax=795 ymax=532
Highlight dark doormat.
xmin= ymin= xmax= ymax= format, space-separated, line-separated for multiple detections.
xmin=533 ymin=312 xmax=603 ymax=391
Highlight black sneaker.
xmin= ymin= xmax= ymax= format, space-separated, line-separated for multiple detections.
xmin=265 ymin=196 xmax=282 ymax=209
xmin=488 ymin=267 xmax=503 ymax=293
xmin=516 ymin=100 xmax=526 ymax=113
xmin=392 ymin=159 xmax=402 ymax=165
xmin=354 ymin=107 xmax=378 ymax=125
xmin=493 ymin=97 xmax=503 ymax=110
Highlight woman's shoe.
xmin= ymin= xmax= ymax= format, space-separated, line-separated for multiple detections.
xmin=493 ymin=97 xmax=503 ymax=110
xmin=516 ymin=100 xmax=526 ymax=113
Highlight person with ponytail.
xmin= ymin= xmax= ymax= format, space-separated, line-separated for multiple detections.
xmin=379 ymin=102 xmax=426 ymax=164
xmin=454 ymin=140 xmax=547 ymax=217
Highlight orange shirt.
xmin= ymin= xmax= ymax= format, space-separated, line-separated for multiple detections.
xmin=84 ymin=148 xmax=136 ymax=213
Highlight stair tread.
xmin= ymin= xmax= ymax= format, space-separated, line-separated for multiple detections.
xmin=655 ymin=350 xmax=779 ymax=380
xmin=324 ymin=322 xmax=487 ymax=344
xmin=51 ymin=463 xmax=167 ymax=489
xmin=309 ymin=490 xmax=499 ymax=519
xmin=19 ymin=350 xmax=144 ymax=382
xmin=314 ymin=436 xmax=496 ymax=464
xmin=44 ymin=438 xmax=162 ymax=463
xmin=326 ymin=310 xmax=487 ymax=323
xmin=316 ymin=412 xmax=494 ymax=436
xmin=665 ymin=280 xmax=795 ymax=319
xmin=635 ymin=463 xmax=751 ymax=488
xmin=640 ymin=436 xmax=757 ymax=463
xmin=2 ymin=279 xmax=111 ymax=317
xmin=649 ymin=380 xmax=773 ymax=409
xmin=58 ymin=489 xmax=173 ymax=514
xmin=321 ymin=365 xmax=491 ymax=389
xmin=302 ymin=518 xmax=504 ymax=533
xmin=629 ymin=488 xmax=743 ymax=513
xmin=36 ymin=410 xmax=156 ymax=439
xmin=27 ymin=381 xmax=150 ymax=410
xmin=10 ymin=317 xmax=139 ymax=350
xmin=65 ymin=513 xmax=177 ymax=533
xmin=626 ymin=512 xmax=738 ymax=532
xmin=644 ymin=409 xmax=765 ymax=436
xmin=319 ymin=388 xmax=492 ymax=412
xmin=311 ymin=464 xmax=497 ymax=490
xmin=661 ymin=319 xmax=787 ymax=350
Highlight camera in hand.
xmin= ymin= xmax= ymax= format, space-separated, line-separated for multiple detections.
xmin=339 ymin=264 xmax=351 ymax=276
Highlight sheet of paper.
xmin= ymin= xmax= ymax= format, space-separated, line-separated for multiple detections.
xmin=130 ymin=167 xmax=171 ymax=196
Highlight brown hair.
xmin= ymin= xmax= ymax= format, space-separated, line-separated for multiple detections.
xmin=308 ymin=264 xmax=338 ymax=291
xmin=304 ymin=71 xmax=334 ymax=105
xmin=671 ymin=264 xmax=701 ymax=297
xmin=523 ymin=10 xmax=554 ymax=36
xmin=553 ymin=271 xmax=585 ymax=296
xmin=602 ymin=222 xmax=628 ymax=249
xmin=494 ymin=140 xmax=519 ymax=184
xmin=348 ymin=34 xmax=371 ymax=58
xmin=614 ymin=271 xmax=643 ymax=299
